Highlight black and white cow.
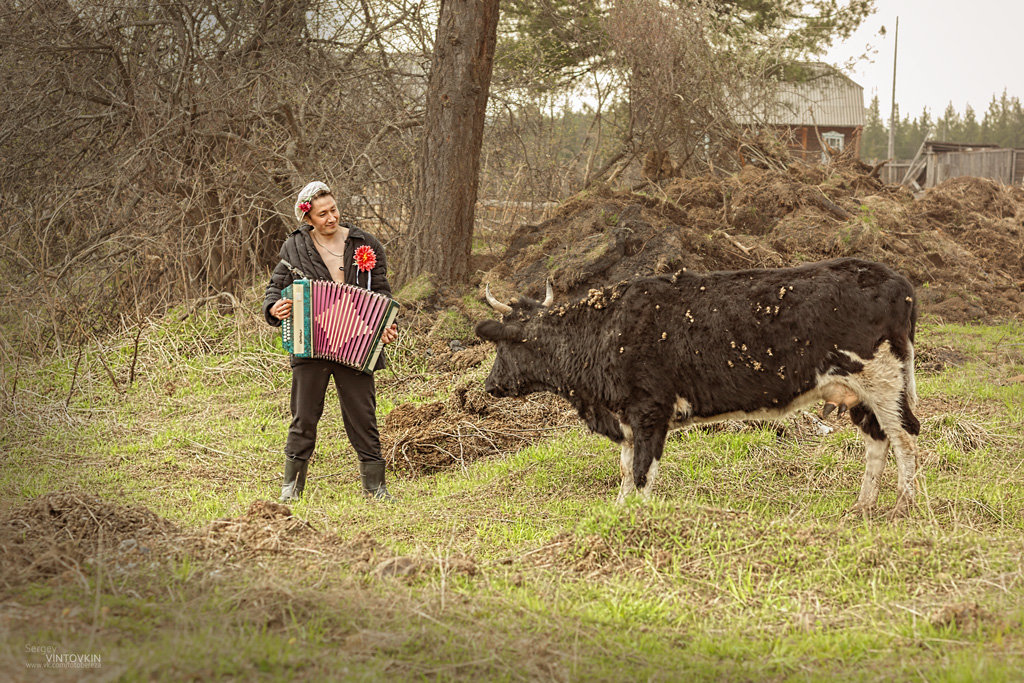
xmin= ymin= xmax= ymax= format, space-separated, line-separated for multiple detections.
xmin=476 ymin=258 xmax=921 ymax=518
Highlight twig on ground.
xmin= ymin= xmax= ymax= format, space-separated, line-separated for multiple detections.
xmin=128 ymin=325 xmax=143 ymax=387
xmin=713 ymin=230 xmax=754 ymax=255
xmin=66 ymin=344 xmax=84 ymax=410
xmin=93 ymin=349 xmax=123 ymax=397
xmin=804 ymin=189 xmax=853 ymax=220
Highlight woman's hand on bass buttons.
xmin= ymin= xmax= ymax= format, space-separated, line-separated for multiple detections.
xmin=271 ymin=298 xmax=292 ymax=320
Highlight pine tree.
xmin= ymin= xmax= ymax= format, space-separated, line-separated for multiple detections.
xmin=893 ymin=112 xmax=913 ymax=158
xmin=1007 ymin=96 xmax=1024 ymax=148
xmin=962 ymin=105 xmax=980 ymax=143
xmin=715 ymin=0 xmax=876 ymax=60
xmin=912 ymin=108 xmax=933 ymax=151
xmin=938 ymin=103 xmax=959 ymax=141
xmin=498 ymin=0 xmax=878 ymax=92
xmin=980 ymin=90 xmax=1021 ymax=147
xmin=861 ymin=94 xmax=887 ymax=160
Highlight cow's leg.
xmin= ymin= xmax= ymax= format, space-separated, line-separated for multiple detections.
xmin=889 ymin=430 xmax=920 ymax=518
xmin=887 ymin=394 xmax=921 ymax=518
xmin=891 ymin=342 xmax=922 ymax=517
xmin=839 ymin=341 xmax=922 ymax=519
xmin=848 ymin=405 xmax=889 ymax=515
xmin=849 ymin=393 xmax=920 ymax=518
xmin=640 ymin=458 xmax=660 ymax=501
xmin=630 ymin=411 xmax=669 ymax=500
xmin=855 ymin=435 xmax=889 ymax=513
xmin=616 ymin=424 xmax=636 ymax=505
xmin=870 ymin=391 xmax=921 ymax=519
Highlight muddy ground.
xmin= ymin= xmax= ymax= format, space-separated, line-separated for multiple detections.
xmin=481 ymin=154 xmax=1024 ymax=322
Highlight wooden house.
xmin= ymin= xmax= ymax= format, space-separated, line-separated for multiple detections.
xmin=761 ymin=63 xmax=865 ymax=163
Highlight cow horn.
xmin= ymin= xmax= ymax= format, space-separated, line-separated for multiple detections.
xmin=541 ymin=280 xmax=554 ymax=307
xmin=484 ymin=284 xmax=513 ymax=315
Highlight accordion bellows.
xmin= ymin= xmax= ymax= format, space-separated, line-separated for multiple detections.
xmin=281 ymin=279 xmax=399 ymax=373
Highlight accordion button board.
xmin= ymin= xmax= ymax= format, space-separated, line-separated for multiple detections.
xmin=280 ymin=279 xmax=399 ymax=374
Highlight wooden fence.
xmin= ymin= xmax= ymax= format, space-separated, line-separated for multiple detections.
xmin=928 ymin=148 xmax=1021 ymax=187
xmin=880 ymin=147 xmax=1024 ymax=189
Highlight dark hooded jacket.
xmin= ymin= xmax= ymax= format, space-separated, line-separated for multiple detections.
xmin=263 ymin=223 xmax=394 ymax=369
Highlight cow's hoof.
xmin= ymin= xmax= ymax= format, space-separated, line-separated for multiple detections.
xmin=845 ymin=503 xmax=875 ymax=518
xmin=822 ymin=403 xmax=837 ymax=419
xmin=887 ymin=496 xmax=914 ymax=521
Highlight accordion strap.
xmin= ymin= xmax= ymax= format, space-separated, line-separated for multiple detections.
xmin=280 ymin=259 xmax=308 ymax=280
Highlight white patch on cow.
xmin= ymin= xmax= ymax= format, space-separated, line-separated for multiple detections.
xmin=829 ymin=342 xmax=904 ymax=432
xmin=852 ymin=434 xmax=888 ymax=512
xmin=616 ymin=423 xmax=635 ymax=505
xmin=676 ymin=389 xmax=824 ymax=427
xmin=619 ymin=423 xmax=633 ymax=442
xmin=667 ymin=396 xmax=693 ymax=428
xmin=905 ymin=343 xmax=918 ymax=410
xmin=639 ymin=458 xmax=659 ymax=500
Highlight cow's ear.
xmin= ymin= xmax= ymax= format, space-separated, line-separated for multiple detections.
xmin=475 ymin=320 xmax=524 ymax=343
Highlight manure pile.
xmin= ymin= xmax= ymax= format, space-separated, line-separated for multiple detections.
xmin=483 ymin=156 xmax=1024 ymax=322
xmin=382 ymin=379 xmax=576 ymax=474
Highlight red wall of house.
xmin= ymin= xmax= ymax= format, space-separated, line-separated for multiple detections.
xmin=785 ymin=125 xmax=862 ymax=162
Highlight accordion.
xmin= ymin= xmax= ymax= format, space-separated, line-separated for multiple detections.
xmin=280 ymin=279 xmax=399 ymax=373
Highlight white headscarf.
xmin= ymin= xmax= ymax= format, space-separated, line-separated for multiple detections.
xmin=293 ymin=181 xmax=332 ymax=223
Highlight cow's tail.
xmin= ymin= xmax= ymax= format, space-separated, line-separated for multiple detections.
xmin=905 ymin=295 xmax=919 ymax=411
xmin=904 ymin=343 xmax=918 ymax=412
xmin=897 ymin=294 xmax=921 ymax=437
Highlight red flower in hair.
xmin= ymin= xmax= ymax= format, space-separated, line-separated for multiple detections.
xmin=298 ymin=201 xmax=312 ymax=214
xmin=354 ymin=245 xmax=377 ymax=272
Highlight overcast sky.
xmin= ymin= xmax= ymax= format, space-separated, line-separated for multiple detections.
xmin=824 ymin=0 xmax=1024 ymax=119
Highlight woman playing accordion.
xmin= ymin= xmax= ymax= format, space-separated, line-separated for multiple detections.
xmin=263 ymin=181 xmax=399 ymax=503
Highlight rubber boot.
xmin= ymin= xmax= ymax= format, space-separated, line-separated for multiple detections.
xmin=359 ymin=460 xmax=395 ymax=502
xmin=280 ymin=456 xmax=309 ymax=503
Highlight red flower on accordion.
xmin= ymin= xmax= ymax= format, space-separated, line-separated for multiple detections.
xmin=298 ymin=201 xmax=312 ymax=214
xmin=354 ymin=245 xmax=377 ymax=272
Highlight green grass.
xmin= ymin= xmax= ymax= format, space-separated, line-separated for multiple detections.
xmin=2 ymin=303 xmax=1024 ymax=680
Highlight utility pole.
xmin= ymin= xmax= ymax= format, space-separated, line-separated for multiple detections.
xmin=888 ymin=16 xmax=899 ymax=161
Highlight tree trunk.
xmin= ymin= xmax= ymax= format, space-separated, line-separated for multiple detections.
xmin=401 ymin=0 xmax=500 ymax=286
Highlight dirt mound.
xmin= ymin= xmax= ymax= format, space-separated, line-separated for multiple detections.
xmin=189 ymin=499 xmax=327 ymax=559
xmin=382 ymin=380 xmax=577 ymax=473
xmin=523 ymin=532 xmax=666 ymax=578
xmin=0 ymin=490 xmax=179 ymax=590
xmin=484 ymin=162 xmax=1024 ymax=322
xmin=165 ymin=500 xmax=480 ymax=578
xmin=190 ymin=501 xmax=480 ymax=578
